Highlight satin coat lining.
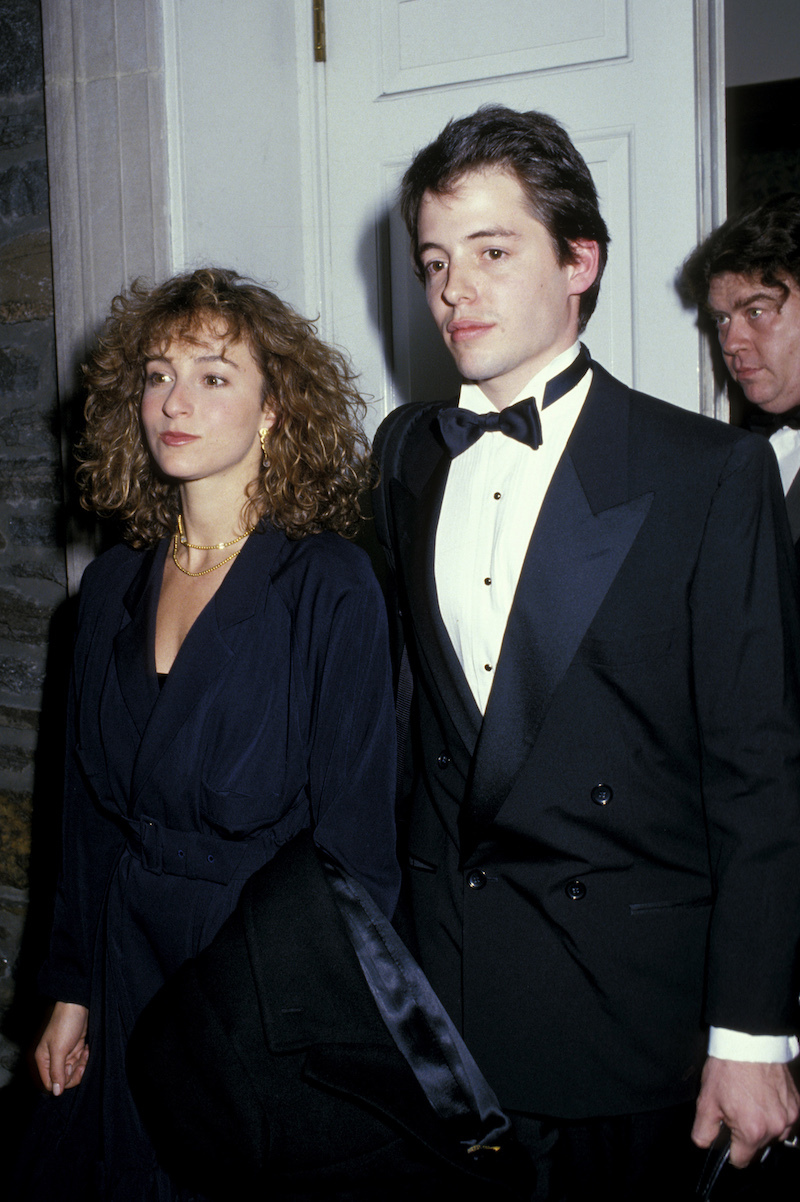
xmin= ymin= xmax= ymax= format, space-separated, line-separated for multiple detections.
xmin=323 ymin=856 xmax=511 ymax=1150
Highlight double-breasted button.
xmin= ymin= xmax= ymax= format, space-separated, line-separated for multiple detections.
xmin=565 ymin=879 xmax=586 ymax=901
xmin=467 ymin=869 xmax=487 ymax=890
xmin=437 ymin=752 xmax=451 ymax=769
xmin=591 ymin=783 xmax=613 ymax=806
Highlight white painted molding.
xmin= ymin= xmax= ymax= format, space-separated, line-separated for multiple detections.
xmin=293 ymin=0 xmax=333 ymax=337
xmin=694 ymin=0 xmax=728 ymax=419
xmin=41 ymin=0 xmax=171 ymax=592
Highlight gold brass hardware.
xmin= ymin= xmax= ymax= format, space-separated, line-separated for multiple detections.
xmin=313 ymin=0 xmax=326 ymax=62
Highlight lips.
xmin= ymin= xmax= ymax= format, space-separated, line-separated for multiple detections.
xmin=160 ymin=431 xmax=199 ymax=446
xmin=446 ymin=320 xmax=494 ymax=343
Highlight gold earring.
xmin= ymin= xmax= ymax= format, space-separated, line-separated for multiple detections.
xmin=259 ymin=427 xmax=269 ymax=468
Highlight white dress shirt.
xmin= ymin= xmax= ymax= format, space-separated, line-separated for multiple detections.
xmin=770 ymin=423 xmax=800 ymax=495
xmin=434 ymin=343 xmax=798 ymax=1064
xmin=435 ymin=342 xmax=590 ymax=714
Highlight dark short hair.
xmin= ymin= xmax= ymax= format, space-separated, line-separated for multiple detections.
xmin=680 ymin=192 xmax=800 ymax=307
xmin=399 ymin=105 xmax=610 ymax=332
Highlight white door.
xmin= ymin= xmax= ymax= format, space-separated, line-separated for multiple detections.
xmin=310 ymin=0 xmax=719 ymax=435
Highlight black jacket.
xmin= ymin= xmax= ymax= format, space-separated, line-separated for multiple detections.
xmin=373 ymin=360 xmax=800 ymax=1118
xmin=127 ymin=833 xmax=528 ymax=1200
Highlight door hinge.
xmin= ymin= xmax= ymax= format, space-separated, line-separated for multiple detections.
xmin=313 ymin=0 xmax=326 ymax=62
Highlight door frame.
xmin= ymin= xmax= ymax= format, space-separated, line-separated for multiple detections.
xmin=42 ymin=0 xmax=727 ymax=595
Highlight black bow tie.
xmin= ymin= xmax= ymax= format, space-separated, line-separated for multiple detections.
xmin=436 ymin=345 xmax=591 ymax=457
xmin=747 ymin=406 xmax=800 ymax=437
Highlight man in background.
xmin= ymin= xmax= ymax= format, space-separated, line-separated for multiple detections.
xmin=682 ymin=192 xmax=800 ymax=558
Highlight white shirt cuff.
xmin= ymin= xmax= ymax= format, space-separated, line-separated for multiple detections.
xmin=707 ymin=1026 xmax=800 ymax=1063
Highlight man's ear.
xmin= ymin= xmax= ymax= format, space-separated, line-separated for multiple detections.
xmin=567 ymin=240 xmax=600 ymax=297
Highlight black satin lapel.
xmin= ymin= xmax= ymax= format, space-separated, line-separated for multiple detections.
xmin=114 ymin=542 xmax=165 ymax=736
xmin=395 ymin=464 xmax=482 ymax=755
xmin=784 ymin=467 xmax=800 ymax=543
xmin=468 ymin=452 xmax=653 ymax=832
xmin=324 ymin=859 xmax=510 ymax=1146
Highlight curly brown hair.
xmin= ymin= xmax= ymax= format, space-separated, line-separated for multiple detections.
xmin=78 ymin=268 xmax=371 ymax=546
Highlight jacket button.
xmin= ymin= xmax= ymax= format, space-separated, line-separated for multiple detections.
xmin=591 ymin=783 xmax=613 ymax=806
xmin=467 ymin=869 xmax=487 ymax=890
xmin=437 ymin=753 xmax=451 ymax=769
xmin=565 ymin=879 xmax=586 ymax=901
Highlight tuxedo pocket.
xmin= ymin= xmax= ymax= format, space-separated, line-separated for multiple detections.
xmin=629 ymin=895 xmax=712 ymax=915
xmin=407 ymin=855 xmax=437 ymax=873
xmin=579 ymin=626 xmax=674 ymax=665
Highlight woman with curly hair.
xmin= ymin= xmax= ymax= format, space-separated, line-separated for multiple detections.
xmin=23 ymin=268 xmax=400 ymax=1199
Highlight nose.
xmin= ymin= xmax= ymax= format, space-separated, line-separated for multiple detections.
xmin=718 ymin=314 xmax=749 ymax=358
xmin=162 ymin=378 xmax=192 ymax=417
xmin=440 ymin=259 xmax=477 ymax=307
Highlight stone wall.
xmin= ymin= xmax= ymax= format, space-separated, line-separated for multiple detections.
xmin=0 ymin=0 xmax=66 ymax=1092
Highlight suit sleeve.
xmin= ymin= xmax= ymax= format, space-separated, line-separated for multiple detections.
xmin=692 ymin=434 xmax=800 ymax=1033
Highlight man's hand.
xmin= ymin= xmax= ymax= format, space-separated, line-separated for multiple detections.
xmin=692 ymin=1057 xmax=799 ymax=1168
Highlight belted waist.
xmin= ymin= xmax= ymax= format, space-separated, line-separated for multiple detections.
xmin=124 ymin=816 xmax=267 ymax=885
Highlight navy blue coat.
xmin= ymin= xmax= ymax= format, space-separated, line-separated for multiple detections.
xmin=32 ymin=525 xmax=400 ymax=1198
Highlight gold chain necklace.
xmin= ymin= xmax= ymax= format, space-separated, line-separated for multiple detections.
xmin=172 ymin=515 xmax=255 ymax=578
xmin=177 ymin=513 xmax=255 ymax=550
xmin=172 ymin=536 xmax=245 ymax=577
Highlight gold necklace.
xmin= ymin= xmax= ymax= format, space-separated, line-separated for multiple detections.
xmin=177 ymin=513 xmax=255 ymax=550
xmin=172 ymin=534 xmax=246 ymax=577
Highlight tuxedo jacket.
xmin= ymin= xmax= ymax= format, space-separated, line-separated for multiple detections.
xmin=783 ymin=467 xmax=800 ymax=569
xmin=128 ymin=833 xmax=527 ymax=1200
xmin=745 ymin=411 xmax=800 ymax=569
xmin=373 ymin=359 xmax=800 ymax=1120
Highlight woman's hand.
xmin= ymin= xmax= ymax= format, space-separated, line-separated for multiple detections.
xmin=35 ymin=1001 xmax=90 ymax=1095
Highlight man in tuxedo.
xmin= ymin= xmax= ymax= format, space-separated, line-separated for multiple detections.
xmin=682 ymin=193 xmax=800 ymax=557
xmin=373 ymin=107 xmax=800 ymax=1198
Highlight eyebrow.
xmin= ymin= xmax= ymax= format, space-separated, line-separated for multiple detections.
xmin=196 ymin=353 xmax=240 ymax=368
xmin=145 ymin=352 xmax=241 ymax=369
xmin=418 ymin=227 xmax=520 ymax=255
xmin=706 ymin=288 xmax=784 ymax=315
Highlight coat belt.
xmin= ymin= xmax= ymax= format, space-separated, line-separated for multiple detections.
xmin=124 ymin=815 xmax=271 ymax=885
